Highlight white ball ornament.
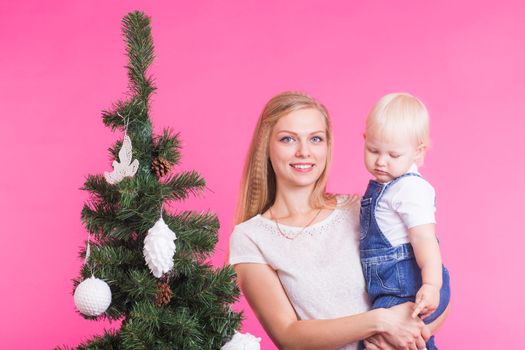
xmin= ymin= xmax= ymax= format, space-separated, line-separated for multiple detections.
xmin=143 ymin=217 xmax=177 ymax=278
xmin=221 ymin=332 xmax=261 ymax=350
xmin=74 ymin=276 xmax=112 ymax=316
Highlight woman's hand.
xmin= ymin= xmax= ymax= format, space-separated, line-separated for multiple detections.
xmin=365 ymin=303 xmax=428 ymax=350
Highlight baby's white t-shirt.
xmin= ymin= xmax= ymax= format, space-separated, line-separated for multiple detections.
xmin=229 ymin=196 xmax=369 ymax=350
xmin=375 ymin=164 xmax=436 ymax=247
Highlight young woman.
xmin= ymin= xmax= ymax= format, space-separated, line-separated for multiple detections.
xmin=229 ymin=92 xmax=448 ymax=350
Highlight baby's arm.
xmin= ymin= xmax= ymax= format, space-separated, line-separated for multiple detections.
xmin=409 ymin=223 xmax=442 ymax=319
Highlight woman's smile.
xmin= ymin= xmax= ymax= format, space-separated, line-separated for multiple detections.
xmin=290 ymin=162 xmax=316 ymax=172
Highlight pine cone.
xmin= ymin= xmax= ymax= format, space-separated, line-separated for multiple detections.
xmin=151 ymin=157 xmax=172 ymax=178
xmin=155 ymin=282 xmax=173 ymax=306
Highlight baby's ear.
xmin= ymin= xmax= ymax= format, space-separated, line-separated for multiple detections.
xmin=415 ymin=143 xmax=427 ymax=165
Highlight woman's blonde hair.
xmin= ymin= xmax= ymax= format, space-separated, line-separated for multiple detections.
xmin=366 ymin=92 xmax=430 ymax=148
xmin=235 ymin=91 xmax=336 ymax=225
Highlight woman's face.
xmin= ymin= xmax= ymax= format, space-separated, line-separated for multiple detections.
xmin=268 ymin=108 xmax=328 ymax=191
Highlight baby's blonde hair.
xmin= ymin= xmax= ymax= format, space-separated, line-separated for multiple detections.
xmin=366 ymin=92 xmax=430 ymax=148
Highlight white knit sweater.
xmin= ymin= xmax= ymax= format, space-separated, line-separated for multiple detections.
xmin=229 ymin=196 xmax=370 ymax=350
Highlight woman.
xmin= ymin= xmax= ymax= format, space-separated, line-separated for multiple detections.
xmin=229 ymin=92 xmax=448 ymax=350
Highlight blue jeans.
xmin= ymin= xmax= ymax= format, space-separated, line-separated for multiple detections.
xmin=358 ymin=174 xmax=451 ymax=350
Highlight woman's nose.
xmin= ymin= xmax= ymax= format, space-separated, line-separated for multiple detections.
xmin=295 ymin=141 xmax=310 ymax=158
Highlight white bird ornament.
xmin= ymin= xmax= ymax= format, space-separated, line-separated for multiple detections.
xmin=104 ymin=134 xmax=139 ymax=185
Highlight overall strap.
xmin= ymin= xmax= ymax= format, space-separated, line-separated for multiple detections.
xmin=378 ymin=172 xmax=422 ymax=203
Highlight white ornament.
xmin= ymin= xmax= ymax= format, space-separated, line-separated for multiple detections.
xmin=104 ymin=134 xmax=139 ymax=185
xmin=74 ymin=276 xmax=112 ymax=316
xmin=221 ymin=332 xmax=261 ymax=350
xmin=143 ymin=217 xmax=177 ymax=278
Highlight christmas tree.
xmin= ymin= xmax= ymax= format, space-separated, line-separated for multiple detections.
xmin=62 ymin=11 xmax=244 ymax=349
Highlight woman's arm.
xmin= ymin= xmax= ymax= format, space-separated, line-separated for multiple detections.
xmin=235 ymin=263 xmax=426 ymax=350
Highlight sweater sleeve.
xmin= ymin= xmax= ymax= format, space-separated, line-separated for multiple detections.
xmin=228 ymin=226 xmax=268 ymax=266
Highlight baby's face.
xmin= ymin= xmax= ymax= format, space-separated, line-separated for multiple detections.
xmin=364 ymin=131 xmax=423 ymax=183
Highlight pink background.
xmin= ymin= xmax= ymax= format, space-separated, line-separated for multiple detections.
xmin=1 ymin=1 xmax=523 ymax=348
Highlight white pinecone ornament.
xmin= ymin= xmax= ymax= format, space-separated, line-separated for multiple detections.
xmin=143 ymin=217 xmax=177 ymax=278
xmin=74 ymin=275 xmax=112 ymax=316
xmin=221 ymin=332 xmax=261 ymax=350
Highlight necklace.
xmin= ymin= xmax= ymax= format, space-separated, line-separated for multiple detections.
xmin=269 ymin=207 xmax=323 ymax=240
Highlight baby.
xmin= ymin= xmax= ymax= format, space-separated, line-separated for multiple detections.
xmin=359 ymin=93 xmax=450 ymax=350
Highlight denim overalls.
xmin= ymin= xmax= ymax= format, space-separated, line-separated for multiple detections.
xmin=359 ymin=173 xmax=451 ymax=350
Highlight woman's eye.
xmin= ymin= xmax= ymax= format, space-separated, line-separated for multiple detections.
xmin=311 ymin=136 xmax=323 ymax=143
xmin=280 ymin=136 xmax=295 ymax=143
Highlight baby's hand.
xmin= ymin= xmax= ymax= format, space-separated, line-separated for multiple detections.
xmin=412 ymin=283 xmax=440 ymax=320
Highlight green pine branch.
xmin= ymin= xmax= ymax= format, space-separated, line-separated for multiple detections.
xmin=56 ymin=330 xmax=121 ymax=350
xmin=165 ymin=211 xmax=219 ymax=257
xmin=161 ymin=171 xmax=207 ymax=201
xmin=81 ymin=203 xmax=117 ymax=237
xmin=153 ymin=128 xmax=181 ymax=165
xmin=82 ymin=175 xmax=120 ymax=205
xmin=103 ymin=11 xmax=155 ymax=135
xmin=122 ymin=12 xmax=156 ymax=100
xmin=87 ymin=245 xmax=140 ymax=268
xmin=118 ymin=269 xmax=157 ymax=301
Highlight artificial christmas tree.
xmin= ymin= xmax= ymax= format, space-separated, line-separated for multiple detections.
xmin=61 ymin=11 xmax=244 ymax=349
